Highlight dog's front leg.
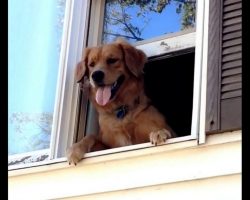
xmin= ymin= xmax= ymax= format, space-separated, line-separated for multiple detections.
xmin=149 ymin=129 xmax=172 ymax=146
xmin=66 ymin=135 xmax=97 ymax=165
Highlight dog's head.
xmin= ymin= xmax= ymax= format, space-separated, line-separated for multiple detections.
xmin=76 ymin=39 xmax=147 ymax=107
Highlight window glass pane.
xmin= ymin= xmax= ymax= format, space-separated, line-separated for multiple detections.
xmin=102 ymin=0 xmax=196 ymax=43
xmin=8 ymin=0 xmax=66 ymax=155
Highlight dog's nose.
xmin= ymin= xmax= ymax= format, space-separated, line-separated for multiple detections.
xmin=92 ymin=70 xmax=104 ymax=84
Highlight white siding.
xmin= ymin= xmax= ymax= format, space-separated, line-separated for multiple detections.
xmin=8 ymin=131 xmax=241 ymax=200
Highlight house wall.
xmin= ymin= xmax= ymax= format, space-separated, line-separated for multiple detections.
xmin=8 ymin=131 xmax=241 ymax=200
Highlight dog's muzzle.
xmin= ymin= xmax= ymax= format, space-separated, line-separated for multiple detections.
xmin=92 ymin=70 xmax=105 ymax=85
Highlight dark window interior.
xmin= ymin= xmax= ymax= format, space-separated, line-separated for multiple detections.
xmin=144 ymin=50 xmax=195 ymax=137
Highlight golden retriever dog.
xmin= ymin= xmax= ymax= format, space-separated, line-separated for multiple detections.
xmin=66 ymin=39 xmax=175 ymax=165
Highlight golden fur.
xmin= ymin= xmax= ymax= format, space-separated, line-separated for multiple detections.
xmin=67 ymin=39 xmax=175 ymax=165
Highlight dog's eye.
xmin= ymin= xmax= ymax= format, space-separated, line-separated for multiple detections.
xmin=107 ymin=58 xmax=118 ymax=65
xmin=89 ymin=62 xmax=95 ymax=67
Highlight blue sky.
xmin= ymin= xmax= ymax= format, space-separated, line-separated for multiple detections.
xmin=130 ymin=3 xmax=181 ymax=38
xmin=8 ymin=0 xmax=60 ymax=113
xmin=103 ymin=2 xmax=182 ymax=43
xmin=8 ymin=0 xmax=63 ymax=154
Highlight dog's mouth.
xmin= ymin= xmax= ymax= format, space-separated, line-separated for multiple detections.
xmin=95 ymin=75 xmax=125 ymax=106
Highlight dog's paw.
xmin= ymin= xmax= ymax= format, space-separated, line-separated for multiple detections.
xmin=66 ymin=143 xmax=86 ymax=166
xmin=150 ymin=129 xmax=172 ymax=146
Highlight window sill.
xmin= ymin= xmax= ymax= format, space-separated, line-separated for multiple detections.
xmin=9 ymin=130 xmax=241 ymax=199
xmin=8 ymin=135 xmax=196 ymax=171
xmin=9 ymin=131 xmax=241 ymax=175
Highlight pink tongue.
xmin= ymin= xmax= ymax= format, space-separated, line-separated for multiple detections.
xmin=96 ymin=86 xmax=112 ymax=106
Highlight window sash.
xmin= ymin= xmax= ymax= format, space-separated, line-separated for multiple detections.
xmin=49 ymin=0 xmax=91 ymax=159
xmin=135 ymin=29 xmax=196 ymax=57
xmin=8 ymin=0 xmax=91 ymax=169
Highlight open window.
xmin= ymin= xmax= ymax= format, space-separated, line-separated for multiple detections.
xmin=144 ymin=50 xmax=195 ymax=137
xmin=74 ymin=0 xmax=208 ymax=155
xmin=8 ymin=0 xmax=210 ymax=169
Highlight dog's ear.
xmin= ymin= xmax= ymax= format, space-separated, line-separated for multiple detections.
xmin=116 ymin=38 xmax=147 ymax=77
xmin=75 ymin=48 xmax=90 ymax=83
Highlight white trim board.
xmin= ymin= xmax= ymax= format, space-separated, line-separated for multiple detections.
xmin=9 ymin=131 xmax=241 ymax=200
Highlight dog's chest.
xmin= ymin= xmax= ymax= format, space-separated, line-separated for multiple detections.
xmin=99 ymin=114 xmax=136 ymax=147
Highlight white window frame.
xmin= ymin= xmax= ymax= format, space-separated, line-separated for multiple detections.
xmin=81 ymin=0 xmax=208 ymax=155
xmin=8 ymin=0 xmax=209 ymax=170
xmin=8 ymin=0 xmax=91 ymax=170
xmin=138 ymin=0 xmax=209 ymax=145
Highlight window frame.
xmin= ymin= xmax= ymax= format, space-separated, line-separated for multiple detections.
xmin=8 ymin=0 xmax=209 ymax=170
xmin=80 ymin=0 xmax=208 ymax=146
xmin=8 ymin=0 xmax=91 ymax=169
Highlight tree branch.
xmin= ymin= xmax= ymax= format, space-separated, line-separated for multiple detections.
xmin=106 ymin=15 xmax=144 ymax=41
xmin=121 ymin=6 xmax=143 ymax=41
